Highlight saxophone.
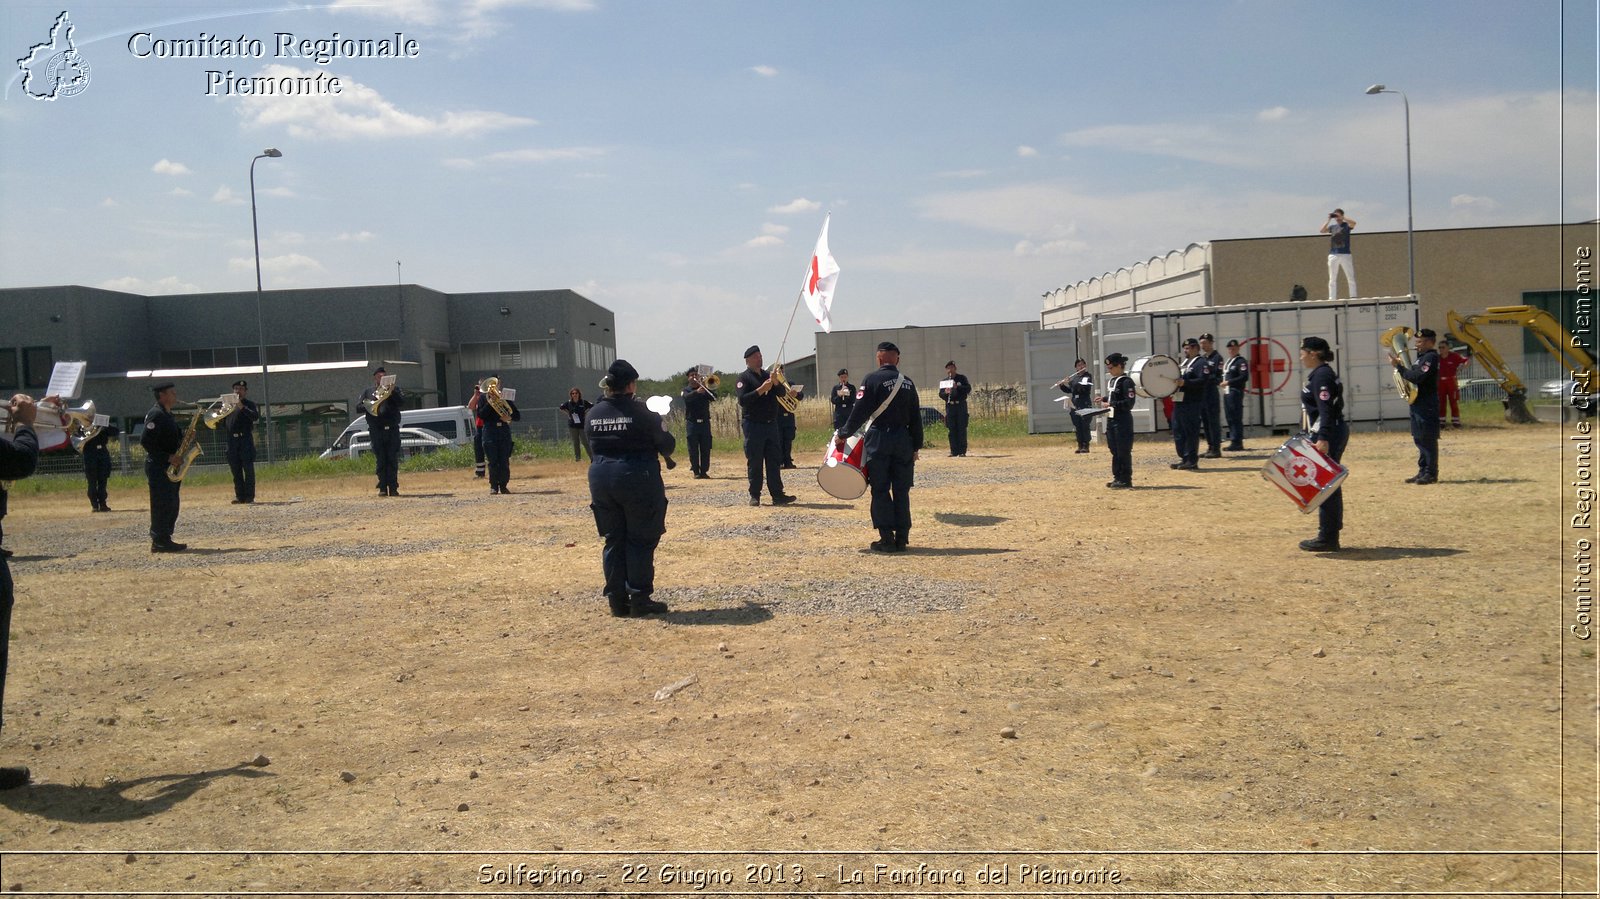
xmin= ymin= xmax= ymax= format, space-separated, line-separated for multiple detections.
xmin=166 ymin=406 xmax=204 ymax=483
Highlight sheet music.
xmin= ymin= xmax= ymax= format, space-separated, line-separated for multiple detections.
xmin=500 ymin=387 xmax=517 ymax=402
xmin=47 ymin=361 xmax=87 ymax=400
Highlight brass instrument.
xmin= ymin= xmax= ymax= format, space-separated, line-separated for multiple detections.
xmin=201 ymin=394 xmax=239 ymax=430
xmin=769 ymin=363 xmax=801 ymax=413
xmin=1 ymin=397 xmax=103 ymax=452
xmin=166 ymin=406 xmax=204 ymax=483
xmin=369 ymin=374 xmax=397 ymax=416
xmin=1381 ymin=324 xmax=1419 ymax=404
xmin=704 ymin=372 xmax=721 ymax=392
xmin=482 ymin=376 xmax=514 ymax=421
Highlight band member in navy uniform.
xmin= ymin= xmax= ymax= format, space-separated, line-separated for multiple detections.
xmin=939 ymin=361 xmax=972 ymax=456
xmin=467 ymin=382 xmax=486 ymax=478
xmin=1390 ymin=327 xmax=1441 ymax=484
xmin=1222 ymin=339 xmax=1249 ymax=451
xmin=585 ymin=359 xmax=676 ymax=617
xmin=681 ymin=368 xmax=716 ymax=479
xmin=141 ymin=383 xmax=186 ymax=552
xmin=1199 ymin=333 xmax=1224 ymax=458
xmin=1298 ymin=336 xmax=1348 ymax=552
xmin=559 ymin=388 xmax=594 ymax=463
xmin=835 ymin=341 xmax=924 ymax=552
xmin=735 ymin=346 xmax=796 ymax=507
xmin=360 ymin=367 xmax=403 ymax=496
xmin=1059 ymin=358 xmax=1094 ymax=453
xmin=1097 ymin=354 xmax=1137 ymax=488
xmin=1170 ymin=338 xmax=1207 ymax=470
xmin=81 ymin=421 xmax=118 ymax=512
xmin=779 ymin=384 xmax=803 ymax=469
xmin=0 ymin=393 xmax=39 ymax=790
xmin=830 ymin=369 xmax=856 ymax=432
xmin=477 ymin=376 xmax=520 ymax=494
xmin=224 ymin=379 xmax=260 ymax=504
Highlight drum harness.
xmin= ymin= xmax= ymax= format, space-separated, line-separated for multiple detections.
xmin=839 ymin=373 xmax=907 ymax=440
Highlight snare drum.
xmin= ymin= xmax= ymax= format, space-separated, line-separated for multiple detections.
xmin=1129 ymin=354 xmax=1181 ymax=398
xmin=1261 ymin=435 xmax=1348 ymax=513
xmin=817 ymin=435 xmax=868 ymax=500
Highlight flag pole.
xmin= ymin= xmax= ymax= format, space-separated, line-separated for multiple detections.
xmin=773 ymin=287 xmax=807 ymax=371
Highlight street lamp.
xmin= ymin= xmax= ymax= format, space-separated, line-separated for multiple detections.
xmin=1365 ymin=84 xmax=1415 ymax=299
xmin=250 ymin=148 xmax=283 ymax=462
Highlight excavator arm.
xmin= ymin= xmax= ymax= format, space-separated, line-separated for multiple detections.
xmin=1445 ymin=305 xmax=1595 ymax=423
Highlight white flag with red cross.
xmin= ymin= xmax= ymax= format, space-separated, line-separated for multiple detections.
xmin=801 ymin=213 xmax=839 ymax=333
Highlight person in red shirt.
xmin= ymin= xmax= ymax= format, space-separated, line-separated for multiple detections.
xmin=1437 ymin=341 xmax=1471 ymax=428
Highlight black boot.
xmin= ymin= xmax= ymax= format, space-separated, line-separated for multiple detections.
xmin=629 ymin=593 xmax=669 ymax=616
xmin=607 ymin=595 xmax=631 ymax=618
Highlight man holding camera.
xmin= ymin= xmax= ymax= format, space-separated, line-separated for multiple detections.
xmin=1320 ymin=209 xmax=1357 ymax=300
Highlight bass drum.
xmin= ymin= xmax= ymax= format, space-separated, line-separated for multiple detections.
xmin=1261 ymin=435 xmax=1348 ymax=513
xmin=1129 ymin=354 xmax=1181 ymax=398
xmin=817 ymin=435 xmax=868 ymax=500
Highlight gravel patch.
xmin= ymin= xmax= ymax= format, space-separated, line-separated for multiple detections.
xmin=654 ymin=575 xmax=976 ymax=616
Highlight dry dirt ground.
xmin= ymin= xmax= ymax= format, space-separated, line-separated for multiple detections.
xmin=0 ymin=422 xmax=1593 ymax=896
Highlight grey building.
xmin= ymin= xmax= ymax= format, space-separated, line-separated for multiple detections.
xmin=817 ymin=321 xmax=1038 ymax=404
xmin=0 ymin=284 xmax=615 ymax=459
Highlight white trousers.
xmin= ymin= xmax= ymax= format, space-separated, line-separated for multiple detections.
xmin=1328 ymin=254 xmax=1357 ymax=299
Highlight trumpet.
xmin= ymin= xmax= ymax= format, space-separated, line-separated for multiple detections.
xmin=769 ymin=363 xmax=801 ymax=414
xmin=2 ymin=397 xmax=103 ymax=452
xmin=202 ymin=394 xmax=239 ymax=429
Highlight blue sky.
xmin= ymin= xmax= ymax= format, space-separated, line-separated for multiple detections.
xmin=1 ymin=0 xmax=1594 ymax=378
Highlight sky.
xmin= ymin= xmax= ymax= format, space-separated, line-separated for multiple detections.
xmin=1 ymin=0 xmax=1595 ymax=379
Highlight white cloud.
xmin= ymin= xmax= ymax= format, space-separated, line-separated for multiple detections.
xmin=101 ymin=197 xmax=118 ymax=208
xmin=211 ymin=186 xmax=244 ymax=206
xmin=336 ymin=230 xmax=376 ymax=242
xmin=1016 ymin=145 xmax=1038 ymax=157
xmin=235 ymin=65 xmax=536 ymax=140
xmin=329 ymin=0 xmax=595 ymax=41
xmin=742 ymin=234 xmax=784 ymax=249
xmin=271 ymin=230 xmax=306 ymax=245
xmin=768 ymin=197 xmax=821 ymax=214
xmin=443 ymin=146 xmax=610 ymax=168
xmin=228 ymin=253 xmax=326 ymax=277
xmin=1257 ymin=106 xmax=1291 ymax=122
xmin=99 ymin=275 xmax=202 ymax=295
xmin=259 ymin=186 xmax=296 ymax=199
xmin=169 ymin=188 xmax=193 ymax=198
xmin=936 ymin=169 xmax=990 ymax=180
xmin=152 ymin=158 xmax=191 ymax=176
xmin=759 ymin=223 xmax=789 ymax=237
xmin=751 ymin=65 xmax=778 ymax=77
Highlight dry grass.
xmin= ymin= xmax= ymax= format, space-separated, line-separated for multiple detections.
xmin=0 ymin=421 xmax=1591 ymax=895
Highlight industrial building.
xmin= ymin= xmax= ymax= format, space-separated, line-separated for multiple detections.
xmin=0 ymin=284 xmax=616 ymax=461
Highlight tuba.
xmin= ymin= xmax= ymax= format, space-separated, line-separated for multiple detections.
xmin=369 ymin=374 xmax=397 ymax=416
xmin=482 ymin=376 xmax=514 ymax=421
xmin=166 ymin=406 xmax=204 ymax=483
xmin=769 ymin=363 xmax=801 ymax=413
xmin=202 ymin=394 xmax=238 ymax=429
xmin=3 ymin=397 xmax=103 ymax=452
xmin=1380 ymin=325 xmax=1419 ymax=404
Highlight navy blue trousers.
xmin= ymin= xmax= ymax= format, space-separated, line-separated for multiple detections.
xmin=865 ymin=425 xmax=915 ymax=541
xmin=588 ymin=457 xmax=667 ymax=601
xmin=742 ymin=419 xmax=784 ymax=498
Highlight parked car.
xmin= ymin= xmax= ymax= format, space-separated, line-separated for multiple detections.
xmin=318 ymin=406 xmax=477 ymax=460
xmin=1540 ymin=376 xmax=1596 ymax=411
xmin=321 ymin=427 xmax=452 ymax=460
xmin=920 ymin=406 xmax=946 ymax=427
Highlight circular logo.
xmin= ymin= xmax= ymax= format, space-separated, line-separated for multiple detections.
xmin=1239 ymin=336 xmax=1294 ymax=396
xmin=44 ymin=50 xmax=91 ymax=98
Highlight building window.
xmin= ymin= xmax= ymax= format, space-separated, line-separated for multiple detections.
xmin=159 ymin=349 xmax=189 ymax=369
xmin=0 ymin=349 xmax=17 ymax=391
xmin=307 ymin=339 xmax=399 ymax=365
xmin=573 ymin=338 xmax=613 ymax=370
xmin=459 ymin=340 xmax=556 ymax=371
xmin=22 ymin=346 xmax=53 ymax=389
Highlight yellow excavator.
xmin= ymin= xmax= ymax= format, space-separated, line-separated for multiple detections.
xmin=1409 ymin=305 xmax=1594 ymax=423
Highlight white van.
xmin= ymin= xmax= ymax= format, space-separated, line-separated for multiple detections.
xmin=319 ymin=406 xmax=478 ymax=460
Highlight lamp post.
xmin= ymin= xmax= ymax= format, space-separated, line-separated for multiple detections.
xmin=1365 ymin=84 xmax=1414 ymax=299
xmin=250 ymin=148 xmax=283 ymax=462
